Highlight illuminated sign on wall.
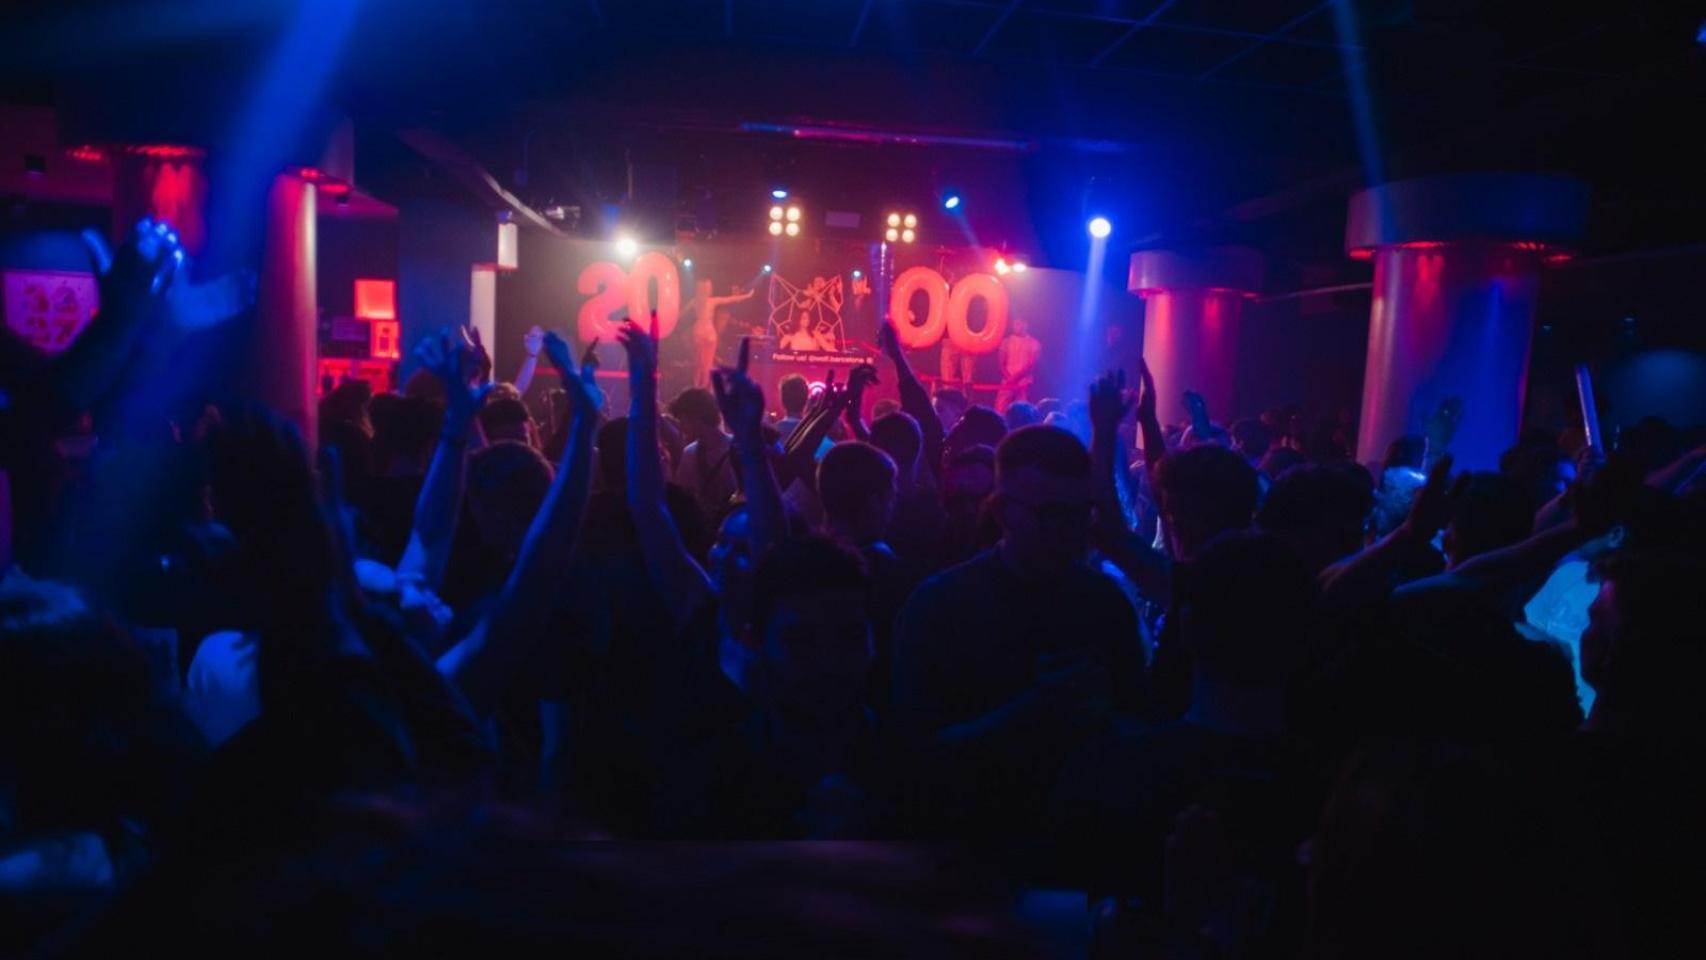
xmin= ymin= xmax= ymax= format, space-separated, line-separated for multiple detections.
xmin=3 ymin=269 xmax=98 ymax=354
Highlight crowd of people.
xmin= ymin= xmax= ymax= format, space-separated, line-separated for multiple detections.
xmin=3 ymin=218 xmax=1704 ymax=957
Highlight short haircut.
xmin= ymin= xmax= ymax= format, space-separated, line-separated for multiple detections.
xmin=995 ymin=425 xmax=1091 ymax=483
xmin=751 ymin=536 xmax=871 ymax=637
xmin=948 ymin=405 xmax=1008 ymax=457
xmin=778 ymin=374 xmax=809 ymax=416
xmin=1230 ymin=417 xmax=1272 ymax=461
xmin=466 ymin=441 xmax=553 ymax=526
xmin=1157 ymin=444 xmax=1259 ymax=535
xmin=1257 ymin=463 xmax=1375 ymax=534
xmin=871 ymin=398 xmax=901 ymax=421
xmin=668 ymin=388 xmax=721 ymax=429
xmin=1449 ymin=471 xmax=1535 ymax=560
xmin=869 ymin=411 xmax=922 ymax=472
xmin=1178 ymin=531 xmax=1314 ymax=684
xmin=817 ymin=441 xmax=896 ymax=525
xmin=477 ymin=396 xmax=532 ymax=437
xmin=1004 ymin=402 xmax=1041 ymax=430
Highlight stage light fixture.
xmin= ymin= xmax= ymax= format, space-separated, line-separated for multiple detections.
xmin=1012 ymin=261 xmax=1027 ymax=273
xmin=616 ymin=235 xmax=639 ymax=257
xmin=851 ymin=269 xmax=863 ymax=279
xmin=768 ymin=221 xmax=784 ymax=236
xmin=994 ymin=258 xmax=1010 ymax=275
xmin=943 ymin=193 xmax=961 ymax=210
xmin=901 ymin=228 xmax=916 ymax=243
xmin=903 ymin=213 xmax=918 ymax=229
xmin=785 ymin=206 xmax=801 ymax=222
xmin=885 ymin=227 xmax=900 ymax=242
xmin=771 ymin=188 xmax=789 ymax=200
xmin=682 ymin=258 xmax=693 ymax=268
xmin=1088 ymin=217 xmax=1112 ymax=239
xmin=886 ymin=212 xmax=901 ymax=228
xmin=762 ymin=264 xmax=773 ymax=272
xmin=770 ymin=205 xmax=785 ymax=220
xmin=784 ymin=222 xmax=800 ymax=236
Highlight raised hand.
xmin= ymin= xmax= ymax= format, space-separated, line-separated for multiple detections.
xmin=1183 ymin=390 xmax=1209 ymax=424
xmin=524 ymin=324 xmax=545 ymax=358
xmin=615 ymin=317 xmax=658 ymax=389
xmin=877 ymin=317 xmax=901 ymax=360
xmin=1135 ymin=357 xmax=1158 ymax=425
xmin=544 ymin=332 xmax=600 ymax=424
xmin=847 ymin=362 xmax=879 ymax=399
xmin=1400 ymin=453 xmax=1467 ymax=543
xmin=416 ymin=326 xmax=492 ymax=422
xmin=711 ymin=337 xmax=766 ymax=449
xmin=1089 ymin=369 xmax=1133 ymax=436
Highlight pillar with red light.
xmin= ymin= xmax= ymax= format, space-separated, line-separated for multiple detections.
xmin=1128 ymin=248 xmax=1263 ymax=428
xmin=1345 ymin=173 xmax=1588 ymax=470
xmin=110 ymin=144 xmax=209 ymax=256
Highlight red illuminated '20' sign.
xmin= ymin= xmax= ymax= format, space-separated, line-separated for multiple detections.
xmin=890 ymin=267 xmax=1008 ymax=355
xmin=576 ymin=253 xmax=681 ymax=342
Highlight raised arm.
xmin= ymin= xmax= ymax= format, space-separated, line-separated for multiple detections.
xmin=1090 ymin=370 xmax=1172 ymax=599
xmin=398 ymin=327 xmax=492 ymax=589
xmin=512 ymin=325 xmax=544 ymax=396
xmin=776 ymin=370 xmax=850 ymax=491
xmin=1134 ymin=358 xmax=1167 ymax=480
xmin=843 ymin=362 xmax=877 ymax=442
xmin=879 ymin=319 xmax=944 ymax=481
xmin=1319 ymin=455 xmax=1464 ymax=606
xmin=437 ymin=333 xmax=598 ymax=718
xmin=711 ymin=338 xmax=786 ymax=558
xmin=620 ymin=315 xmax=713 ymax=630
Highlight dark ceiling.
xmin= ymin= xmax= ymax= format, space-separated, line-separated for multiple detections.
xmin=4 ymin=1 xmax=1702 ymax=275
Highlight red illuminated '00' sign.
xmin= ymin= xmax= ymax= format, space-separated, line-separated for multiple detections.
xmin=576 ymin=253 xmax=681 ymax=343
xmin=889 ymin=266 xmax=1008 ymax=355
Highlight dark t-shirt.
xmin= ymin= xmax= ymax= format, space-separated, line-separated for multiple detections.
xmin=890 ymin=548 xmax=1145 ymax=839
xmin=1048 ymin=721 xmax=1317 ymax=903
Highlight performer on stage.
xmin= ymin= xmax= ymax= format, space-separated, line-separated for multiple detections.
xmin=995 ymin=316 xmax=1041 ymax=411
xmin=685 ymin=279 xmax=754 ymax=387
xmin=939 ymin=339 xmax=974 ymax=393
xmin=783 ymin=310 xmax=836 ymax=352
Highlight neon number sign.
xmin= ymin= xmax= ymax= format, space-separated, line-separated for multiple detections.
xmin=575 ymin=255 xmax=681 ymax=343
xmin=889 ymin=267 xmax=1008 ymax=354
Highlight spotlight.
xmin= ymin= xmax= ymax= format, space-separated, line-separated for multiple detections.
xmin=771 ymin=188 xmax=789 ymax=200
xmin=901 ymin=228 xmax=916 ymax=244
xmin=785 ymin=206 xmax=801 ymax=222
xmin=887 ymin=212 xmax=901 ymax=228
xmin=682 ymin=258 xmax=693 ymax=268
xmin=851 ymin=269 xmax=863 ymax=279
xmin=943 ymin=193 xmax=961 ymax=210
xmin=768 ymin=221 xmax=784 ymax=236
xmin=1012 ymin=261 xmax=1027 ymax=273
xmin=784 ymin=222 xmax=800 ymax=236
xmin=903 ymin=213 xmax=917 ymax=229
xmin=770 ymin=205 xmax=785 ymax=220
xmin=762 ymin=264 xmax=772 ymax=272
xmin=885 ymin=228 xmax=900 ymax=242
xmin=616 ymin=235 xmax=639 ymax=257
xmin=1088 ymin=217 xmax=1112 ymax=239
xmin=994 ymin=258 xmax=1010 ymax=275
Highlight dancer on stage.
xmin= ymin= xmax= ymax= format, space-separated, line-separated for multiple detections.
xmin=686 ymin=279 xmax=754 ymax=387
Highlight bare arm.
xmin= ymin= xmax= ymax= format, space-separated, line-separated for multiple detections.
xmin=398 ymin=327 xmax=491 ymax=589
xmin=713 ymin=337 xmax=788 ymax=558
xmin=879 ymin=320 xmax=944 ymax=480
xmin=437 ymin=334 xmax=598 ymax=718
xmin=1090 ymin=370 xmax=1173 ymax=599
xmin=621 ymin=316 xmax=713 ymax=630
xmin=1319 ymin=456 xmax=1463 ymax=607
